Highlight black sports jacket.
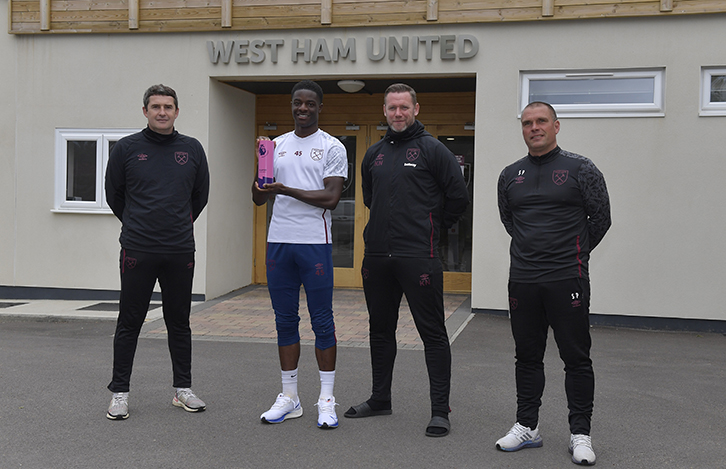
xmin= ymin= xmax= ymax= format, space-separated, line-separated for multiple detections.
xmin=498 ymin=146 xmax=611 ymax=282
xmin=361 ymin=120 xmax=469 ymax=258
xmin=105 ymin=127 xmax=210 ymax=253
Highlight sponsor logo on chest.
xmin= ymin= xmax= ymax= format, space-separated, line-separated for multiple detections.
xmin=514 ymin=169 xmax=525 ymax=184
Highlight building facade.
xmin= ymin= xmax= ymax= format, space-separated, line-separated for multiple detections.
xmin=2 ymin=0 xmax=726 ymax=328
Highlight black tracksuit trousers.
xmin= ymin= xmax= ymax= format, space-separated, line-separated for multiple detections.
xmin=108 ymin=249 xmax=195 ymax=393
xmin=508 ymin=278 xmax=594 ymax=435
xmin=362 ymin=256 xmax=451 ymax=417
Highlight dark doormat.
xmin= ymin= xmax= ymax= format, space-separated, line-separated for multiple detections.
xmin=77 ymin=303 xmax=162 ymax=312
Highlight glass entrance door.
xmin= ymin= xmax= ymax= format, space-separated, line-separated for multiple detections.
xmin=253 ymin=123 xmax=474 ymax=293
xmin=368 ymin=124 xmax=474 ymax=292
xmin=431 ymin=125 xmax=474 ymax=292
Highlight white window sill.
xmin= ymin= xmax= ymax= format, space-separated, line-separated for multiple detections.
xmin=51 ymin=208 xmax=114 ymax=215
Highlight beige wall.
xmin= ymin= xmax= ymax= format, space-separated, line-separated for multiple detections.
xmin=8 ymin=32 xmax=212 ymax=295
xmin=0 ymin=1 xmax=17 ymax=285
xmin=470 ymin=16 xmax=726 ymax=321
xmin=205 ymin=80 xmax=256 ymax=299
xmin=3 ymin=13 xmax=726 ymax=321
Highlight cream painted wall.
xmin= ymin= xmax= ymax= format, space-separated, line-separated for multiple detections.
xmin=10 ymin=32 xmax=211 ymax=295
xmin=204 ymin=80 xmax=256 ymax=299
xmin=470 ymin=16 xmax=726 ymax=321
xmin=0 ymin=1 xmax=17 ymax=284
xmin=4 ymin=14 xmax=725 ymax=320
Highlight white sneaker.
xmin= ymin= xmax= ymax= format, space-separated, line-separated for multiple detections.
xmin=260 ymin=393 xmax=303 ymax=424
xmin=315 ymin=396 xmax=339 ymax=429
xmin=569 ymin=434 xmax=596 ymax=465
xmin=495 ymin=422 xmax=543 ymax=451
xmin=106 ymin=392 xmax=129 ymax=420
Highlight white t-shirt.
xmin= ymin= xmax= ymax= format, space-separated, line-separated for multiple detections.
xmin=267 ymin=129 xmax=348 ymax=244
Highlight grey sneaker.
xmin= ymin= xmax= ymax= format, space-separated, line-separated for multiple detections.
xmin=107 ymin=392 xmax=129 ymax=420
xmin=172 ymin=388 xmax=207 ymax=412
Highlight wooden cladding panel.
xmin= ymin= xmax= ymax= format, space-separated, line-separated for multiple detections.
xmin=256 ymin=92 xmax=476 ymax=129
xmin=10 ymin=0 xmax=726 ymax=34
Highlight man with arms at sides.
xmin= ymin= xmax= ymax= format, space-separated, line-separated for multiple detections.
xmin=344 ymin=83 xmax=469 ymax=438
xmin=496 ymin=101 xmax=611 ymax=466
xmin=252 ymin=80 xmax=347 ymax=429
xmin=105 ymin=84 xmax=210 ymax=420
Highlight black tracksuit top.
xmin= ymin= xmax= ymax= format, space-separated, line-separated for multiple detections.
xmin=105 ymin=127 xmax=210 ymax=253
xmin=497 ymin=146 xmax=611 ymax=282
xmin=361 ymin=120 xmax=470 ymax=258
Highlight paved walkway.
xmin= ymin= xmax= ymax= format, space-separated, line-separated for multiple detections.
xmin=0 ymin=285 xmax=472 ymax=350
xmin=142 ymin=285 xmax=471 ymax=350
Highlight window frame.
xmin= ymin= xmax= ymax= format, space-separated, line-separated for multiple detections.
xmin=520 ymin=68 xmax=665 ymax=118
xmin=700 ymin=67 xmax=726 ymax=117
xmin=53 ymin=128 xmax=139 ymax=214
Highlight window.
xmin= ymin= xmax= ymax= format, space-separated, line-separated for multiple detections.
xmin=520 ymin=69 xmax=665 ymax=118
xmin=700 ymin=67 xmax=726 ymax=116
xmin=54 ymin=129 xmax=138 ymax=213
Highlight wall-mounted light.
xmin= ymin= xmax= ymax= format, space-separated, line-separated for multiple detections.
xmin=337 ymin=80 xmax=366 ymax=93
xmin=464 ymin=122 xmax=475 ymax=131
xmin=264 ymin=122 xmax=277 ymax=131
xmin=345 ymin=123 xmax=360 ymax=130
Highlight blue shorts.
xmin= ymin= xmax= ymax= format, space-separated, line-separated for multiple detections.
xmin=266 ymin=243 xmax=336 ymax=350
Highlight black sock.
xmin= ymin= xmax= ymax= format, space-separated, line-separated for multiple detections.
xmin=431 ymin=410 xmax=449 ymax=420
xmin=366 ymin=398 xmax=391 ymax=411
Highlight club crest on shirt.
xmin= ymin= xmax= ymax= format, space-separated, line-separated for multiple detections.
xmin=175 ymin=152 xmax=189 ymax=165
xmin=374 ymin=154 xmax=384 ymax=166
xmin=552 ymin=169 xmax=568 ymax=185
xmin=406 ymin=148 xmax=420 ymax=162
xmin=310 ymin=148 xmax=324 ymax=161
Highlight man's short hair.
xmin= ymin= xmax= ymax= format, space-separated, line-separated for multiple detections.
xmin=143 ymin=84 xmax=178 ymax=109
xmin=384 ymin=83 xmax=417 ymax=106
xmin=291 ymin=80 xmax=324 ymax=104
xmin=523 ymin=101 xmax=558 ymax=121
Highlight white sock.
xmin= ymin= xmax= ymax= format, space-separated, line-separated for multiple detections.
xmin=319 ymin=370 xmax=336 ymax=400
xmin=281 ymin=368 xmax=298 ymax=400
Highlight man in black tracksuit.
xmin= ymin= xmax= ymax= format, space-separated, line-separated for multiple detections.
xmin=495 ymin=101 xmax=610 ymax=466
xmin=344 ymin=83 xmax=469 ymax=438
xmin=104 ymin=84 xmax=210 ymax=420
